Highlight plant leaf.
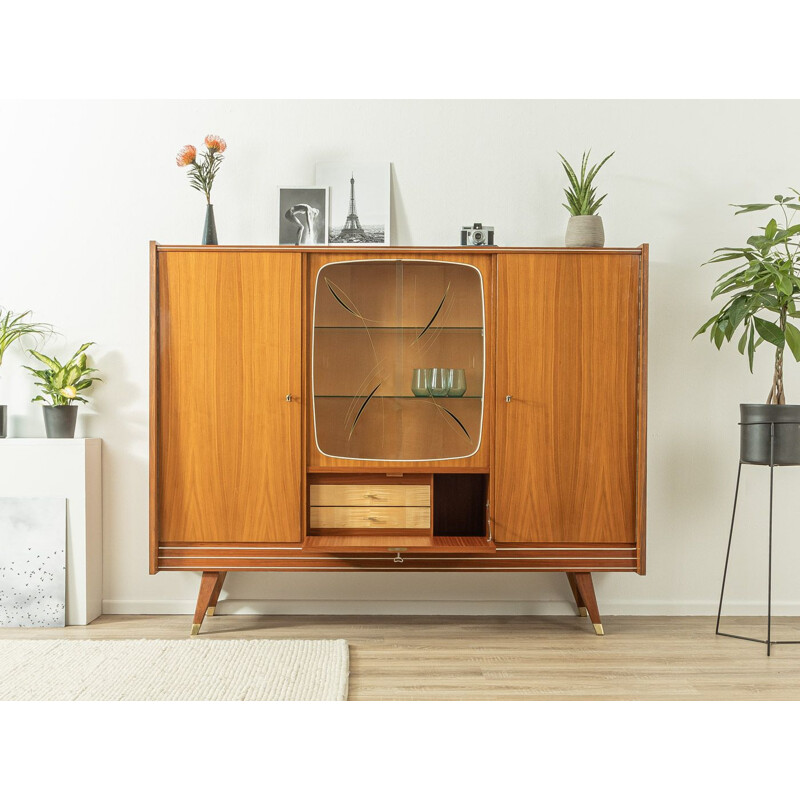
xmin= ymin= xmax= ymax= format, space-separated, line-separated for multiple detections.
xmin=29 ymin=350 xmax=60 ymax=371
xmin=737 ymin=328 xmax=749 ymax=354
xmin=694 ymin=315 xmax=718 ymax=338
xmin=713 ymin=320 xmax=727 ymax=349
xmin=753 ymin=316 xmax=785 ymax=347
xmin=765 ymin=218 xmax=778 ymax=239
xmin=732 ymin=203 xmax=775 ymax=215
xmin=727 ymin=296 xmax=748 ymax=332
xmin=786 ymin=322 xmax=800 ymax=361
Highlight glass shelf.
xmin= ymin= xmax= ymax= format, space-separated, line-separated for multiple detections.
xmin=314 ymin=394 xmax=482 ymax=399
xmin=314 ymin=326 xmax=483 ymax=331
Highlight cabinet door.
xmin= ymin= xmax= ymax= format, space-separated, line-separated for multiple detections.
xmin=311 ymin=258 xmax=485 ymax=462
xmin=494 ymin=252 xmax=641 ymax=543
xmin=156 ymin=250 xmax=302 ymax=542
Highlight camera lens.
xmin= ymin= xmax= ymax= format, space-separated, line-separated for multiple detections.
xmin=473 ymin=230 xmax=485 ymax=243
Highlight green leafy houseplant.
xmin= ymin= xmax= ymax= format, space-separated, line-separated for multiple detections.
xmin=0 ymin=308 xmax=51 ymax=370
xmin=559 ymin=150 xmax=614 ymax=216
xmin=24 ymin=342 xmax=101 ymax=406
xmin=696 ymin=192 xmax=800 ymax=405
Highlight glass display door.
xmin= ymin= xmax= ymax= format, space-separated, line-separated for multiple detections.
xmin=312 ymin=259 xmax=485 ymax=461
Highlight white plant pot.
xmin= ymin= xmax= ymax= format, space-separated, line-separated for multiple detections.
xmin=565 ymin=215 xmax=605 ymax=247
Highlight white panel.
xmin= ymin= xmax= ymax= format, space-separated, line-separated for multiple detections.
xmin=0 ymin=498 xmax=66 ymax=627
xmin=0 ymin=439 xmax=102 ymax=625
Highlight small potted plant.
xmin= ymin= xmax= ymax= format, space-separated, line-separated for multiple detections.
xmin=24 ymin=342 xmax=101 ymax=438
xmin=176 ymin=134 xmax=227 ymax=245
xmin=696 ymin=192 xmax=800 ymax=464
xmin=559 ymin=149 xmax=614 ymax=247
xmin=0 ymin=308 xmax=52 ymax=438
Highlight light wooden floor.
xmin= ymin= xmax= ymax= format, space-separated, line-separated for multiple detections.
xmin=2 ymin=614 xmax=799 ymax=700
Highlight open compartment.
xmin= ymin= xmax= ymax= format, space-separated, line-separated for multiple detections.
xmin=433 ymin=474 xmax=489 ymax=538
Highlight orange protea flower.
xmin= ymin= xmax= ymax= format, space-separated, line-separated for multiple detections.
xmin=176 ymin=144 xmax=197 ymax=167
xmin=204 ymin=134 xmax=227 ymax=153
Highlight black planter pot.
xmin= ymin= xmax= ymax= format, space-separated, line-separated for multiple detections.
xmin=203 ymin=204 xmax=218 ymax=245
xmin=43 ymin=405 xmax=78 ymax=439
xmin=740 ymin=403 xmax=800 ymax=465
xmin=0 ymin=405 xmax=6 ymax=438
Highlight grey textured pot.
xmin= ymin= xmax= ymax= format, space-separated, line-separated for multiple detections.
xmin=0 ymin=405 xmax=6 ymax=438
xmin=43 ymin=405 xmax=78 ymax=439
xmin=565 ymin=215 xmax=605 ymax=247
xmin=203 ymin=204 xmax=218 ymax=245
xmin=740 ymin=403 xmax=800 ymax=466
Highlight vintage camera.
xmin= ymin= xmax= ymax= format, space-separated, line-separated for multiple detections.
xmin=461 ymin=223 xmax=495 ymax=246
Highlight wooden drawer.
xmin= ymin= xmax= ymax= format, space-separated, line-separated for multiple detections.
xmin=310 ymin=506 xmax=431 ymax=530
xmin=310 ymin=484 xmax=430 ymax=507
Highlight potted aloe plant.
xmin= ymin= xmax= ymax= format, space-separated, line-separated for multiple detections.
xmin=0 ymin=308 xmax=52 ymax=438
xmin=23 ymin=342 xmax=101 ymax=438
xmin=559 ymin=149 xmax=614 ymax=247
xmin=696 ymin=192 xmax=800 ymax=464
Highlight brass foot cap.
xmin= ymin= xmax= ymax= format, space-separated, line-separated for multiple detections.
xmin=207 ymin=606 xmax=216 ymax=617
xmin=190 ymin=623 xmax=201 ymax=636
xmin=593 ymin=623 xmax=604 ymax=636
xmin=578 ymin=607 xmax=588 ymax=617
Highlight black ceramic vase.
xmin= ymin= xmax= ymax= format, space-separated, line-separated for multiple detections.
xmin=43 ymin=405 xmax=78 ymax=438
xmin=740 ymin=403 xmax=800 ymax=466
xmin=203 ymin=204 xmax=218 ymax=245
xmin=0 ymin=405 xmax=6 ymax=438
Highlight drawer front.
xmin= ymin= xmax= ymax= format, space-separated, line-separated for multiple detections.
xmin=310 ymin=506 xmax=431 ymax=530
xmin=310 ymin=484 xmax=430 ymax=507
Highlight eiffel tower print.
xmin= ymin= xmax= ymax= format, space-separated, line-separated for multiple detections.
xmin=339 ymin=173 xmax=367 ymax=242
xmin=316 ymin=162 xmax=389 ymax=245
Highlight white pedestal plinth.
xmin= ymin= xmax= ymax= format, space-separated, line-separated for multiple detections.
xmin=0 ymin=438 xmax=102 ymax=625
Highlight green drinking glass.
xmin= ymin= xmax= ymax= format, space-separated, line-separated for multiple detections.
xmin=447 ymin=369 xmax=467 ymax=397
xmin=426 ymin=368 xmax=450 ymax=397
xmin=411 ymin=368 xmax=429 ymax=397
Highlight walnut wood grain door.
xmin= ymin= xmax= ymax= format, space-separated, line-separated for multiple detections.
xmin=155 ymin=250 xmax=302 ymax=542
xmin=494 ymin=252 xmax=641 ymax=543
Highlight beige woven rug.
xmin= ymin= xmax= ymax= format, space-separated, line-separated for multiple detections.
xmin=0 ymin=639 xmax=349 ymax=701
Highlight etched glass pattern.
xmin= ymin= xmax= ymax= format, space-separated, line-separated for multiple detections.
xmin=312 ymin=259 xmax=485 ymax=461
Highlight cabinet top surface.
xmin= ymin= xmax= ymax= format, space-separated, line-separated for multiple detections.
xmin=153 ymin=243 xmax=647 ymax=255
xmin=0 ymin=438 xmax=101 ymax=446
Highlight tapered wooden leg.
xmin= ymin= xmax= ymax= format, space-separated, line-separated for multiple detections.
xmin=566 ymin=573 xmax=588 ymax=617
xmin=191 ymin=571 xmax=223 ymax=635
xmin=206 ymin=571 xmax=227 ymax=617
xmin=572 ymin=572 xmax=604 ymax=635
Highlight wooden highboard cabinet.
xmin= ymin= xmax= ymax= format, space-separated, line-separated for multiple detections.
xmin=150 ymin=244 xmax=648 ymax=635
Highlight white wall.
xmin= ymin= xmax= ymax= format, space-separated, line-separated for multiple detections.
xmin=2 ymin=99 xmax=800 ymax=615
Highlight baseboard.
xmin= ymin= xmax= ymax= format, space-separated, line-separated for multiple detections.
xmin=101 ymin=599 xmax=800 ymax=616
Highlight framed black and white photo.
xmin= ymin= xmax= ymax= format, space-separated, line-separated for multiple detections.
xmin=315 ymin=162 xmax=391 ymax=245
xmin=278 ymin=187 xmax=329 ymax=245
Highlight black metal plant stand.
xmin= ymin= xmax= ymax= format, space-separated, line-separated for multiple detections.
xmin=717 ymin=421 xmax=800 ymax=656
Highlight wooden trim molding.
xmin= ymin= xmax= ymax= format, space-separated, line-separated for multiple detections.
xmin=636 ymin=243 xmax=649 ymax=575
xmin=158 ymin=542 xmax=638 ymax=571
xmin=156 ymin=245 xmax=645 ymax=255
xmin=149 ymin=241 xmax=159 ymax=575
